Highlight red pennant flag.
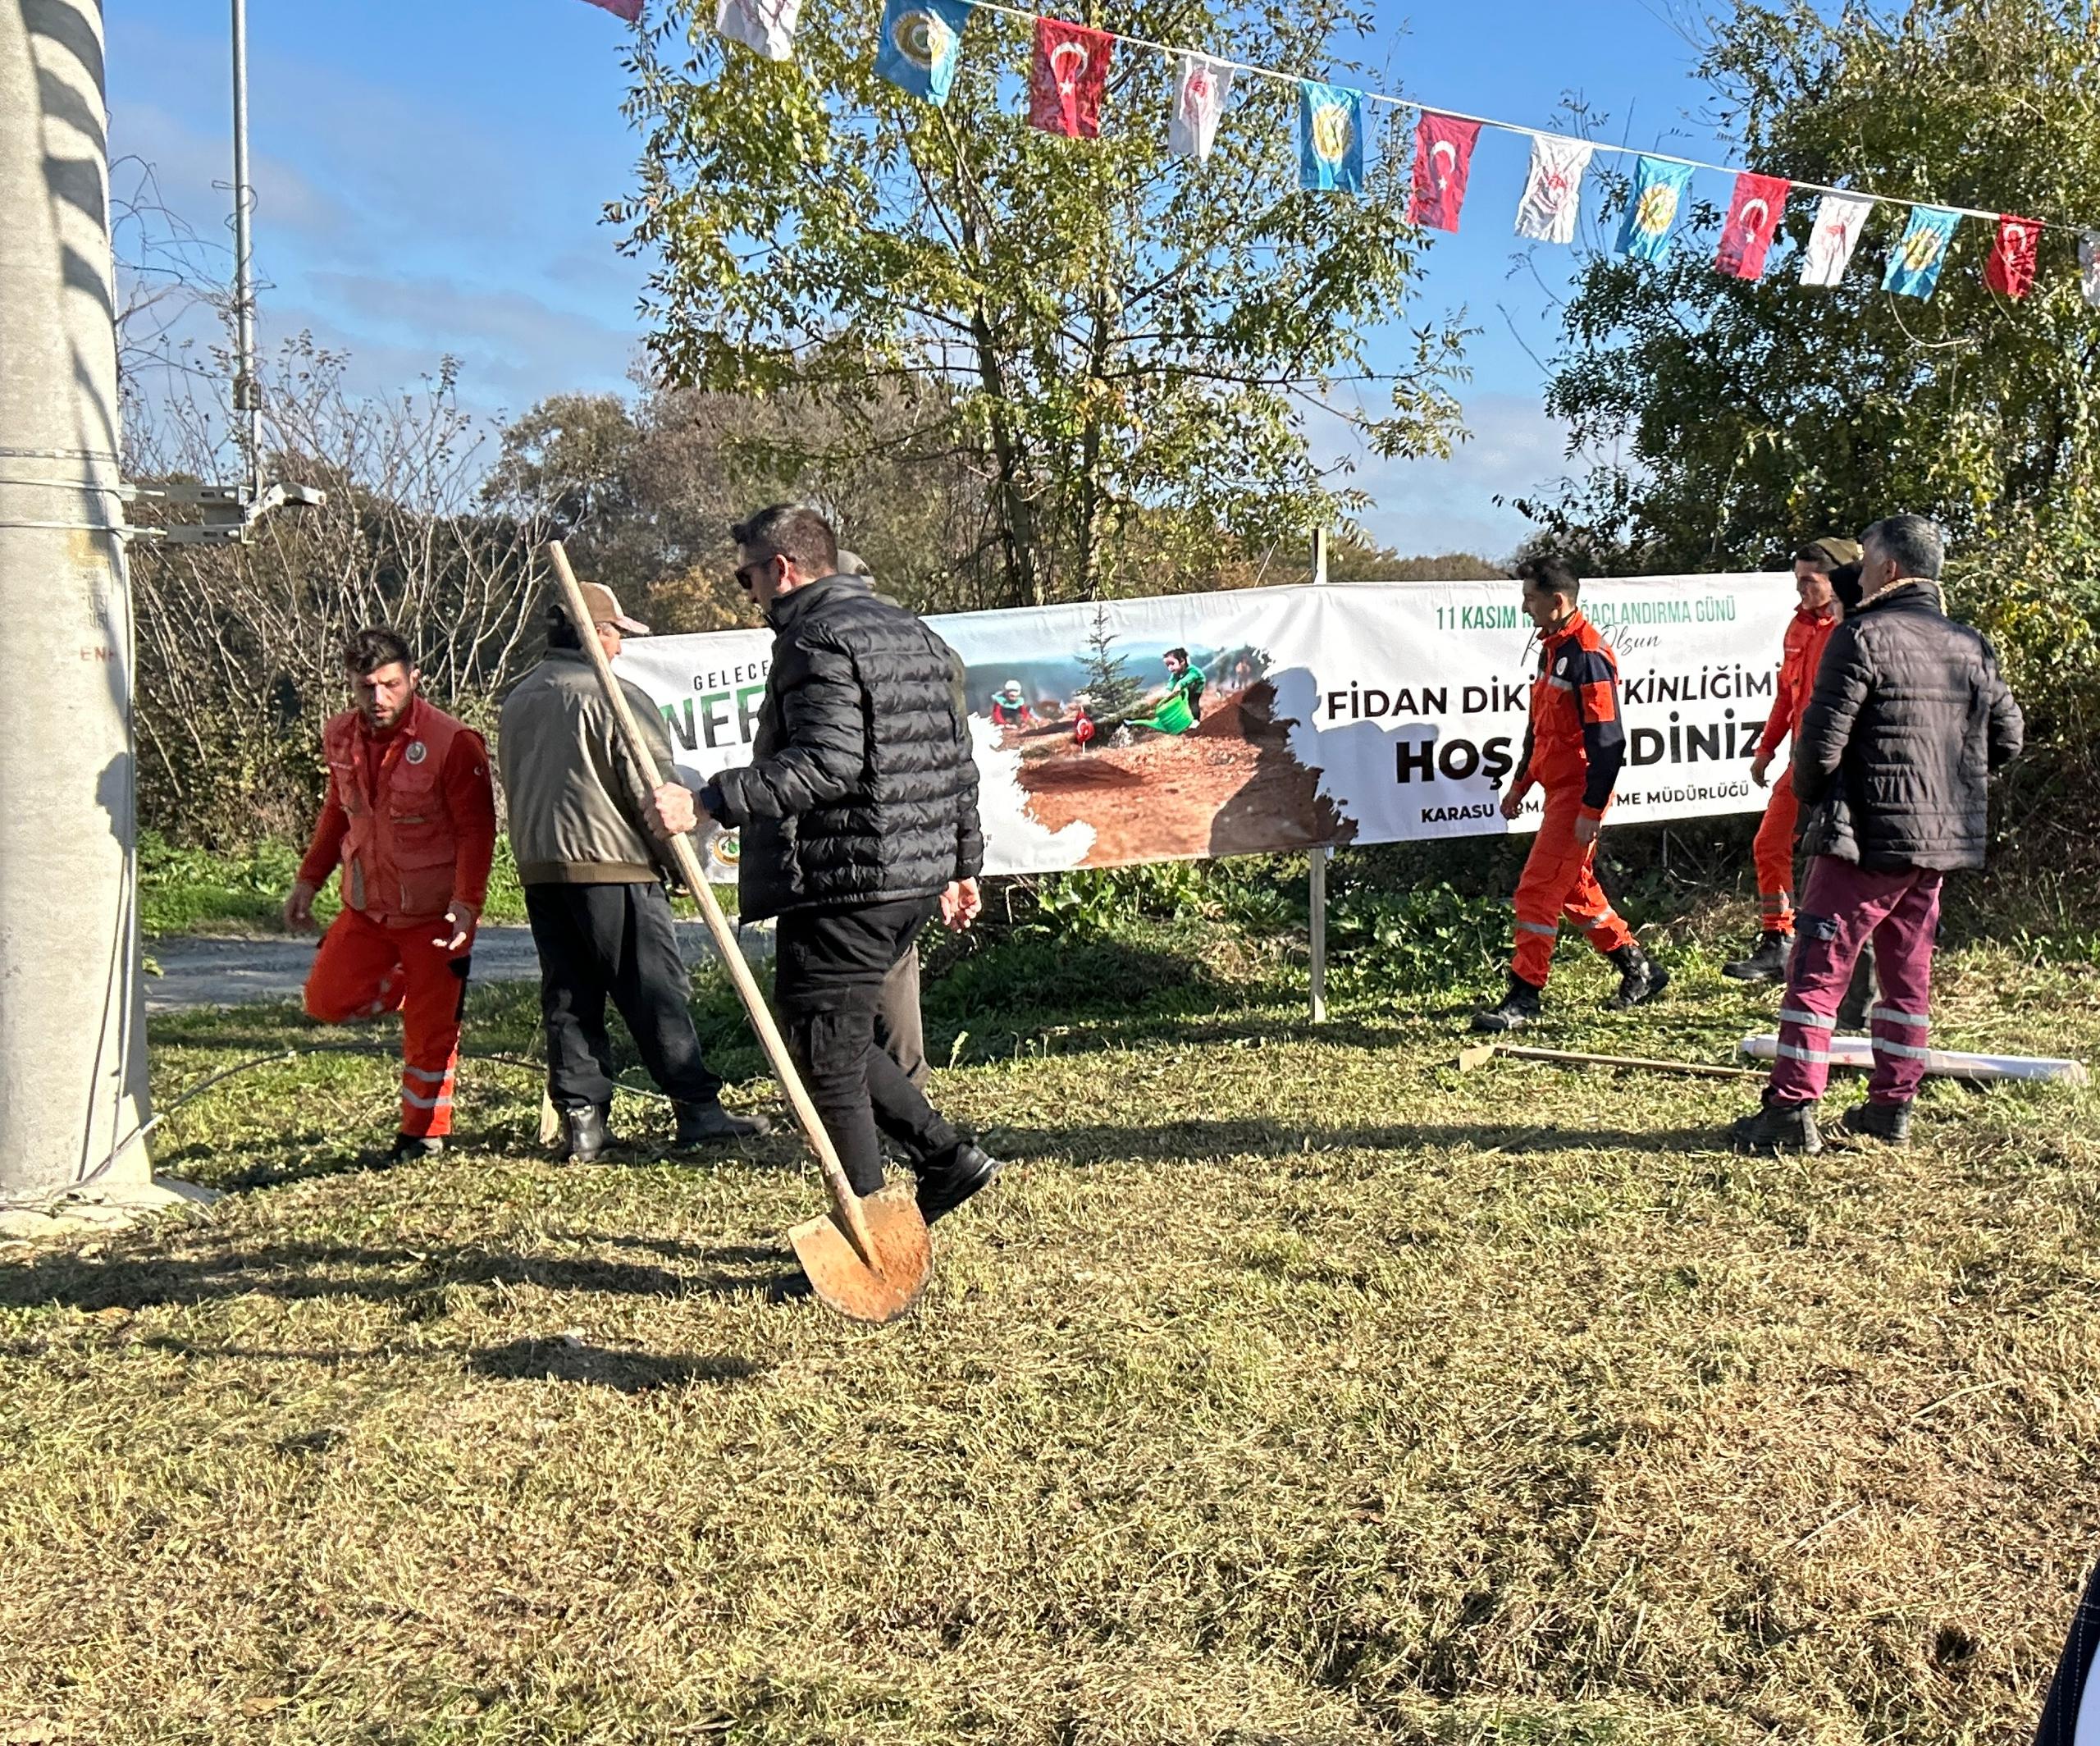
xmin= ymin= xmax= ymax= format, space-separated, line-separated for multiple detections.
xmin=582 ymin=0 xmax=641 ymax=19
xmin=1987 ymin=213 xmax=2041 ymax=299
xmin=1408 ymin=114 xmax=1480 ymax=232
xmin=1715 ymin=172 xmax=1789 ymax=279
xmin=1028 ymin=18 xmax=1112 ymax=139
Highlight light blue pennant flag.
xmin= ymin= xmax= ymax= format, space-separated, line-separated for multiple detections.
xmin=874 ymin=0 xmax=970 ymax=104
xmin=1616 ymin=156 xmax=1694 ymax=260
xmin=1298 ymin=82 xmax=1364 ymax=194
xmin=1882 ymin=205 xmax=1961 ymax=299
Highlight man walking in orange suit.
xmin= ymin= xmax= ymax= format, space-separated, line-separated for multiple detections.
xmin=284 ymin=628 xmax=497 ymax=1161
xmin=1472 ymin=555 xmax=1669 ymax=1032
xmin=1723 ymin=536 xmax=1860 ymax=982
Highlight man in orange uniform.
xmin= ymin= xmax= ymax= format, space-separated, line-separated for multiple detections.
xmin=1723 ymin=537 xmax=1860 ymax=982
xmin=284 ymin=628 xmax=497 ymax=1161
xmin=1472 ymin=555 xmax=1669 ymax=1032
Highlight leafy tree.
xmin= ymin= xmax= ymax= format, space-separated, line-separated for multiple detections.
xmin=1532 ymin=0 xmax=2100 ymax=862
xmin=611 ymin=0 xmax=1469 ymax=608
xmin=1534 ymin=0 xmax=2100 ymax=575
xmin=484 ymin=382 xmax=995 ymax=629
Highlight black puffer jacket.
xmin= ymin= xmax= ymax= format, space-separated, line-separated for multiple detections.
xmin=701 ymin=576 xmax=983 ymax=921
xmin=1793 ymin=579 xmax=2023 ymax=871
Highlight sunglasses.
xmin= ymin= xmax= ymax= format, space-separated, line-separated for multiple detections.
xmin=734 ymin=558 xmax=774 ymax=594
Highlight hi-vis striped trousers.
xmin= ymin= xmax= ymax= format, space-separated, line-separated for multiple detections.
xmin=303 ymin=905 xmax=472 ymax=1138
xmin=1509 ymin=786 xmax=1635 ymax=988
xmin=1766 ymin=856 xmax=1942 ymax=1108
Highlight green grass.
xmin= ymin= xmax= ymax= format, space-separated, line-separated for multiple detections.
xmin=140 ymin=832 xmax=531 ymax=937
xmin=4 ymin=906 xmax=2099 ymax=1743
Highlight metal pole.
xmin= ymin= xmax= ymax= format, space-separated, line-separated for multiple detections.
xmin=0 ymin=0 xmax=157 ymax=1209
xmin=1308 ymin=526 xmax=1329 ymax=1024
xmin=230 ymin=0 xmax=262 ymax=496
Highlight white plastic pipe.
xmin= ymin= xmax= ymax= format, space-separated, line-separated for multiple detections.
xmin=1739 ymin=1034 xmax=2088 ymax=1086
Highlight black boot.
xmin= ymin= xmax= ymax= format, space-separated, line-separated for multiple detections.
xmin=1605 ymin=943 xmax=1670 ymax=1010
xmin=1471 ymin=975 xmax=1543 ymax=1034
xmin=1730 ymin=1099 xmax=1823 ymax=1155
xmin=1838 ymin=1099 xmax=1912 ymax=1145
xmin=916 ymin=1141 xmax=1002 ymax=1225
xmin=561 ymin=1104 xmax=615 ymax=1163
xmin=1722 ymin=930 xmax=1792 ymax=983
xmin=673 ymin=1100 xmax=774 ymax=1146
xmin=387 ymin=1131 xmax=445 ymax=1164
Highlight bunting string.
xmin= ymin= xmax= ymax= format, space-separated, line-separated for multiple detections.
xmin=706 ymin=0 xmax=2100 ymax=304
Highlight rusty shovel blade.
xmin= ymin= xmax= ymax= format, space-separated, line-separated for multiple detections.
xmin=787 ymin=1184 xmax=933 ymax=1324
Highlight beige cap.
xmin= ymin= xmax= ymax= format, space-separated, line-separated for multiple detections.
xmin=1805 ymin=536 xmax=1863 ymax=572
xmin=577 ymin=580 xmax=650 ymax=636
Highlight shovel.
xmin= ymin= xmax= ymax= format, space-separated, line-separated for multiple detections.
xmin=543 ymin=542 xmax=933 ymax=1324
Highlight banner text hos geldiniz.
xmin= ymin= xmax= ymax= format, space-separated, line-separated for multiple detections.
xmin=613 ymin=574 xmax=1797 ymax=880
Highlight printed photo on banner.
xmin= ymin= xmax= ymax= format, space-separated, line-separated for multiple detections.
xmin=964 ymin=609 xmax=1349 ymax=868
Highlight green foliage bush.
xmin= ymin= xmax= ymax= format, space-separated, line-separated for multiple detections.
xmin=138 ymin=832 xmax=527 ymax=937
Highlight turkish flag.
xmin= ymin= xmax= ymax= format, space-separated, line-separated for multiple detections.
xmin=1715 ymin=172 xmax=1789 ymax=279
xmin=582 ymin=0 xmax=642 ymax=19
xmin=1408 ymin=114 xmax=1480 ymax=232
xmin=1028 ymin=18 xmax=1112 ymax=139
xmin=1987 ymin=213 xmax=2041 ymax=299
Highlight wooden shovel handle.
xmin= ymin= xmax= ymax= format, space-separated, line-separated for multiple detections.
xmin=541 ymin=542 xmax=883 ymax=1267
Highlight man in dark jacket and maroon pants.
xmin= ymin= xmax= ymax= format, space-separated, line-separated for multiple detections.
xmin=1732 ymin=514 xmax=2023 ymax=1154
xmin=650 ymin=504 xmax=1000 ymax=1223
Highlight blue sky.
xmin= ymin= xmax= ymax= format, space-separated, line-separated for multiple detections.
xmin=111 ymin=0 xmax=1733 ymax=560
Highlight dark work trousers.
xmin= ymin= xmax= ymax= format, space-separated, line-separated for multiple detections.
xmin=775 ymin=898 xmax=956 ymax=1196
xmin=2034 ymin=1553 xmax=2100 ymax=1743
xmin=524 ymin=882 xmax=724 ymax=1113
xmin=874 ymin=944 xmax=930 ymax=1089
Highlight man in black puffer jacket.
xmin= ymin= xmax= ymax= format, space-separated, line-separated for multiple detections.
xmin=1733 ymin=514 xmax=2023 ymax=1154
xmin=650 ymin=505 xmax=1001 ymax=1224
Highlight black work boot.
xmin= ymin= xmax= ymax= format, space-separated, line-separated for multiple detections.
xmin=387 ymin=1131 xmax=445 ymax=1164
xmin=672 ymin=1100 xmax=774 ymax=1146
xmin=1730 ymin=1099 xmax=1823 ymax=1155
xmin=1722 ymin=930 xmax=1792 ymax=983
xmin=916 ymin=1141 xmax=1003 ymax=1225
xmin=1605 ymin=943 xmax=1671 ymax=1010
xmin=1471 ymin=975 xmax=1543 ymax=1034
xmin=561 ymin=1104 xmax=615 ymax=1163
xmin=1839 ymin=1099 xmax=1912 ymax=1145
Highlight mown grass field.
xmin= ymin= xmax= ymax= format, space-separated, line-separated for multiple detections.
xmin=4 ymin=910 xmax=2099 ymax=1744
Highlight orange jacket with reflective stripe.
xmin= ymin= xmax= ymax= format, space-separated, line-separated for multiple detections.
xmin=1513 ymin=610 xmax=1626 ymax=818
xmin=1755 ymin=602 xmax=1840 ymax=758
xmin=301 ymin=697 xmax=495 ymax=925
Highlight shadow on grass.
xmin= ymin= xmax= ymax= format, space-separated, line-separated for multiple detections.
xmin=149 ymin=1121 xmax=566 ymax=1190
xmin=120 ymin=1335 xmax=768 ymax=1394
xmin=467 ymin=1337 xmax=766 ymax=1392
xmin=984 ymin=1117 xmax=1733 ymax=1165
xmin=0 ymin=1237 xmax=790 ymax=1314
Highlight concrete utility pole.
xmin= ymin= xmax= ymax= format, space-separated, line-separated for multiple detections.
xmin=0 ymin=0 xmax=159 ymax=1214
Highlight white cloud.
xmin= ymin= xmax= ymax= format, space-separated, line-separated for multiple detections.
xmin=267 ymin=275 xmax=642 ymax=411
xmin=1314 ymin=391 xmax=1598 ymax=562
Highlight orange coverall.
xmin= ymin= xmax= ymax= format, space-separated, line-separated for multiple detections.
xmin=1750 ymin=602 xmax=1840 ymax=935
xmin=1507 ymin=611 xmax=1635 ymax=988
xmin=297 ymin=695 xmax=496 ymax=1138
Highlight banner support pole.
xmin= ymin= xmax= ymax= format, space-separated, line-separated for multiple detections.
xmin=1308 ymin=528 xmax=1329 ymax=1025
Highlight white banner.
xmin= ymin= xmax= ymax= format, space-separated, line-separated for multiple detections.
xmin=614 ymin=574 xmax=1796 ymax=880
